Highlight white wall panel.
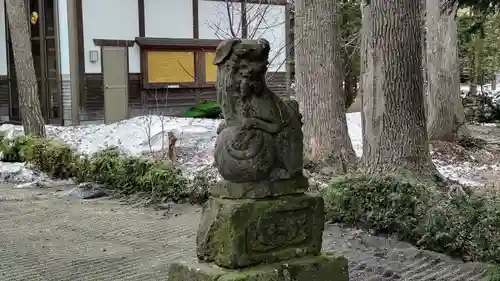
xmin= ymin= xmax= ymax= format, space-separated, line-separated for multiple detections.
xmin=82 ymin=0 xmax=139 ymax=73
xmin=144 ymin=0 xmax=193 ymax=38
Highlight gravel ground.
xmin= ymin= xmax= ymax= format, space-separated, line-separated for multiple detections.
xmin=0 ymin=183 xmax=491 ymax=281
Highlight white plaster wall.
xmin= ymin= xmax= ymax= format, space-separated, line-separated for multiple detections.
xmin=58 ymin=0 xmax=70 ymax=75
xmin=199 ymin=0 xmax=242 ymax=39
xmin=82 ymin=0 xmax=140 ymax=73
xmin=247 ymin=4 xmax=286 ymax=72
xmin=144 ymin=0 xmax=193 ymax=38
xmin=0 ymin=0 xmax=7 ymax=75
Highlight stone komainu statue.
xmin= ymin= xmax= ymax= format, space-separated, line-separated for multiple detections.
xmin=169 ymin=38 xmax=347 ymax=281
xmin=212 ymin=38 xmax=304 ymax=183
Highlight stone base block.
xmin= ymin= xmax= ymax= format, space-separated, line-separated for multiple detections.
xmin=167 ymin=254 xmax=349 ymax=281
xmin=197 ymin=194 xmax=324 ymax=269
xmin=210 ymin=175 xmax=309 ymax=199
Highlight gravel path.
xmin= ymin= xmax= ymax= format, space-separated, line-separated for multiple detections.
xmin=0 ymin=184 xmax=491 ymax=281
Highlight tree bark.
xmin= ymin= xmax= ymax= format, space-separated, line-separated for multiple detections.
xmin=344 ymin=69 xmax=357 ymax=110
xmin=285 ymin=3 xmax=295 ymax=94
xmin=425 ymin=0 xmax=469 ymax=141
xmin=422 ymin=0 xmax=428 ymax=116
xmin=6 ymin=0 xmax=46 ymax=137
xmin=360 ymin=1 xmax=370 ymax=157
xmin=361 ymin=0 xmax=437 ymax=179
xmin=295 ymin=0 xmax=357 ymax=173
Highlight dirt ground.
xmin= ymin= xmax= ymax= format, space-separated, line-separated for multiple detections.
xmin=0 ymin=183 xmax=491 ymax=281
xmin=430 ymin=124 xmax=500 ymax=191
xmin=348 ymin=97 xmax=500 ymax=190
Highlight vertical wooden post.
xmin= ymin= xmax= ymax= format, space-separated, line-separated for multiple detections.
xmin=67 ymin=0 xmax=79 ymax=125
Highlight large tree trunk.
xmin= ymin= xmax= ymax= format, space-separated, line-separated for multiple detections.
xmin=5 ymin=0 xmax=46 ymax=137
xmin=361 ymin=0 xmax=437 ymax=179
xmin=426 ymin=0 xmax=469 ymax=141
xmin=295 ymin=0 xmax=357 ymax=173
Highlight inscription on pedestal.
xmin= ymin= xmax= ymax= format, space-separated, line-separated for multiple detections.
xmin=247 ymin=208 xmax=311 ymax=253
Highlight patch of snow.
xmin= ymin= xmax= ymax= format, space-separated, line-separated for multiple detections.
xmin=0 ymin=162 xmax=45 ymax=183
xmin=481 ymin=123 xmax=499 ymax=127
xmin=460 ymin=83 xmax=500 ymax=104
xmin=0 ymin=116 xmax=220 ymax=182
xmin=0 ymin=162 xmax=72 ymax=188
xmin=434 ymin=161 xmax=483 ymax=186
xmin=347 ymin=113 xmax=363 ymax=157
xmin=0 ymin=116 xmax=219 ymax=156
xmin=460 ymin=83 xmax=500 ymax=96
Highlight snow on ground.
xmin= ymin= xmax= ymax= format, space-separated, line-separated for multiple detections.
xmin=460 ymin=83 xmax=500 ymax=95
xmin=0 ymin=116 xmax=220 ymax=181
xmin=0 ymin=162 xmax=45 ymax=183
xmin=0 ymin=116 xmax=219 ymax=156
xmin=434 ymin=160 xmax=497 ymax=186
xmin=460 ymin=83 xmax=500 ymax=103
xmin=0 ymin=113 xmax=497 ymax=187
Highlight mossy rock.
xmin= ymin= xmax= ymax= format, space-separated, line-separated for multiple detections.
xmin=168 ymin=253 xmax=348 ymax=281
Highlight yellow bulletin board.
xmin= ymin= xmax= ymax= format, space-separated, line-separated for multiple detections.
xmin=205 ymin=52 xmax=217 ymax=82
xmin=146 ymin=51 xmax=195 ymax=83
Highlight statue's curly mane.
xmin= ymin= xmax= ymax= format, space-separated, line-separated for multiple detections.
xmin=216 ymin=62 xmax=239 ymax=122
xmin=215 ymin=59 xmax=268 ymax=161
xmin=216 ymin=57 xmax=264 ymax=122
xmin=213 ymin=54 xmax=277 ymax=182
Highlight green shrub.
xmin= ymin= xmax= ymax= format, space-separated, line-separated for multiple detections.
xmin=29 ymin=137 xmax=77 ymax=179
xmin=0 ymin=136 xmax=187 ymax=202
xmin=0 ymin=136 xmax=39 ymax=162
xmin=182 ymin=100 xmax=222 ymax=119
xmin=88 ymin=148 xmax=186 ymax=199
xmin=324 ymin=175 xmax=433 ymax=241
xmin=489 ymin=265 xmax=500 ymax=281
xmin=323 ymin=173 xmax=500 ymax=263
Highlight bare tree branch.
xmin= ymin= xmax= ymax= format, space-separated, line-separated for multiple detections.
xmin=225 ymin=0 xmax=238 ymax=37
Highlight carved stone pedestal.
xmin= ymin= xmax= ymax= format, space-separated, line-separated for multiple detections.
xmin=167 ymin=193 xmax=349 ymax=281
